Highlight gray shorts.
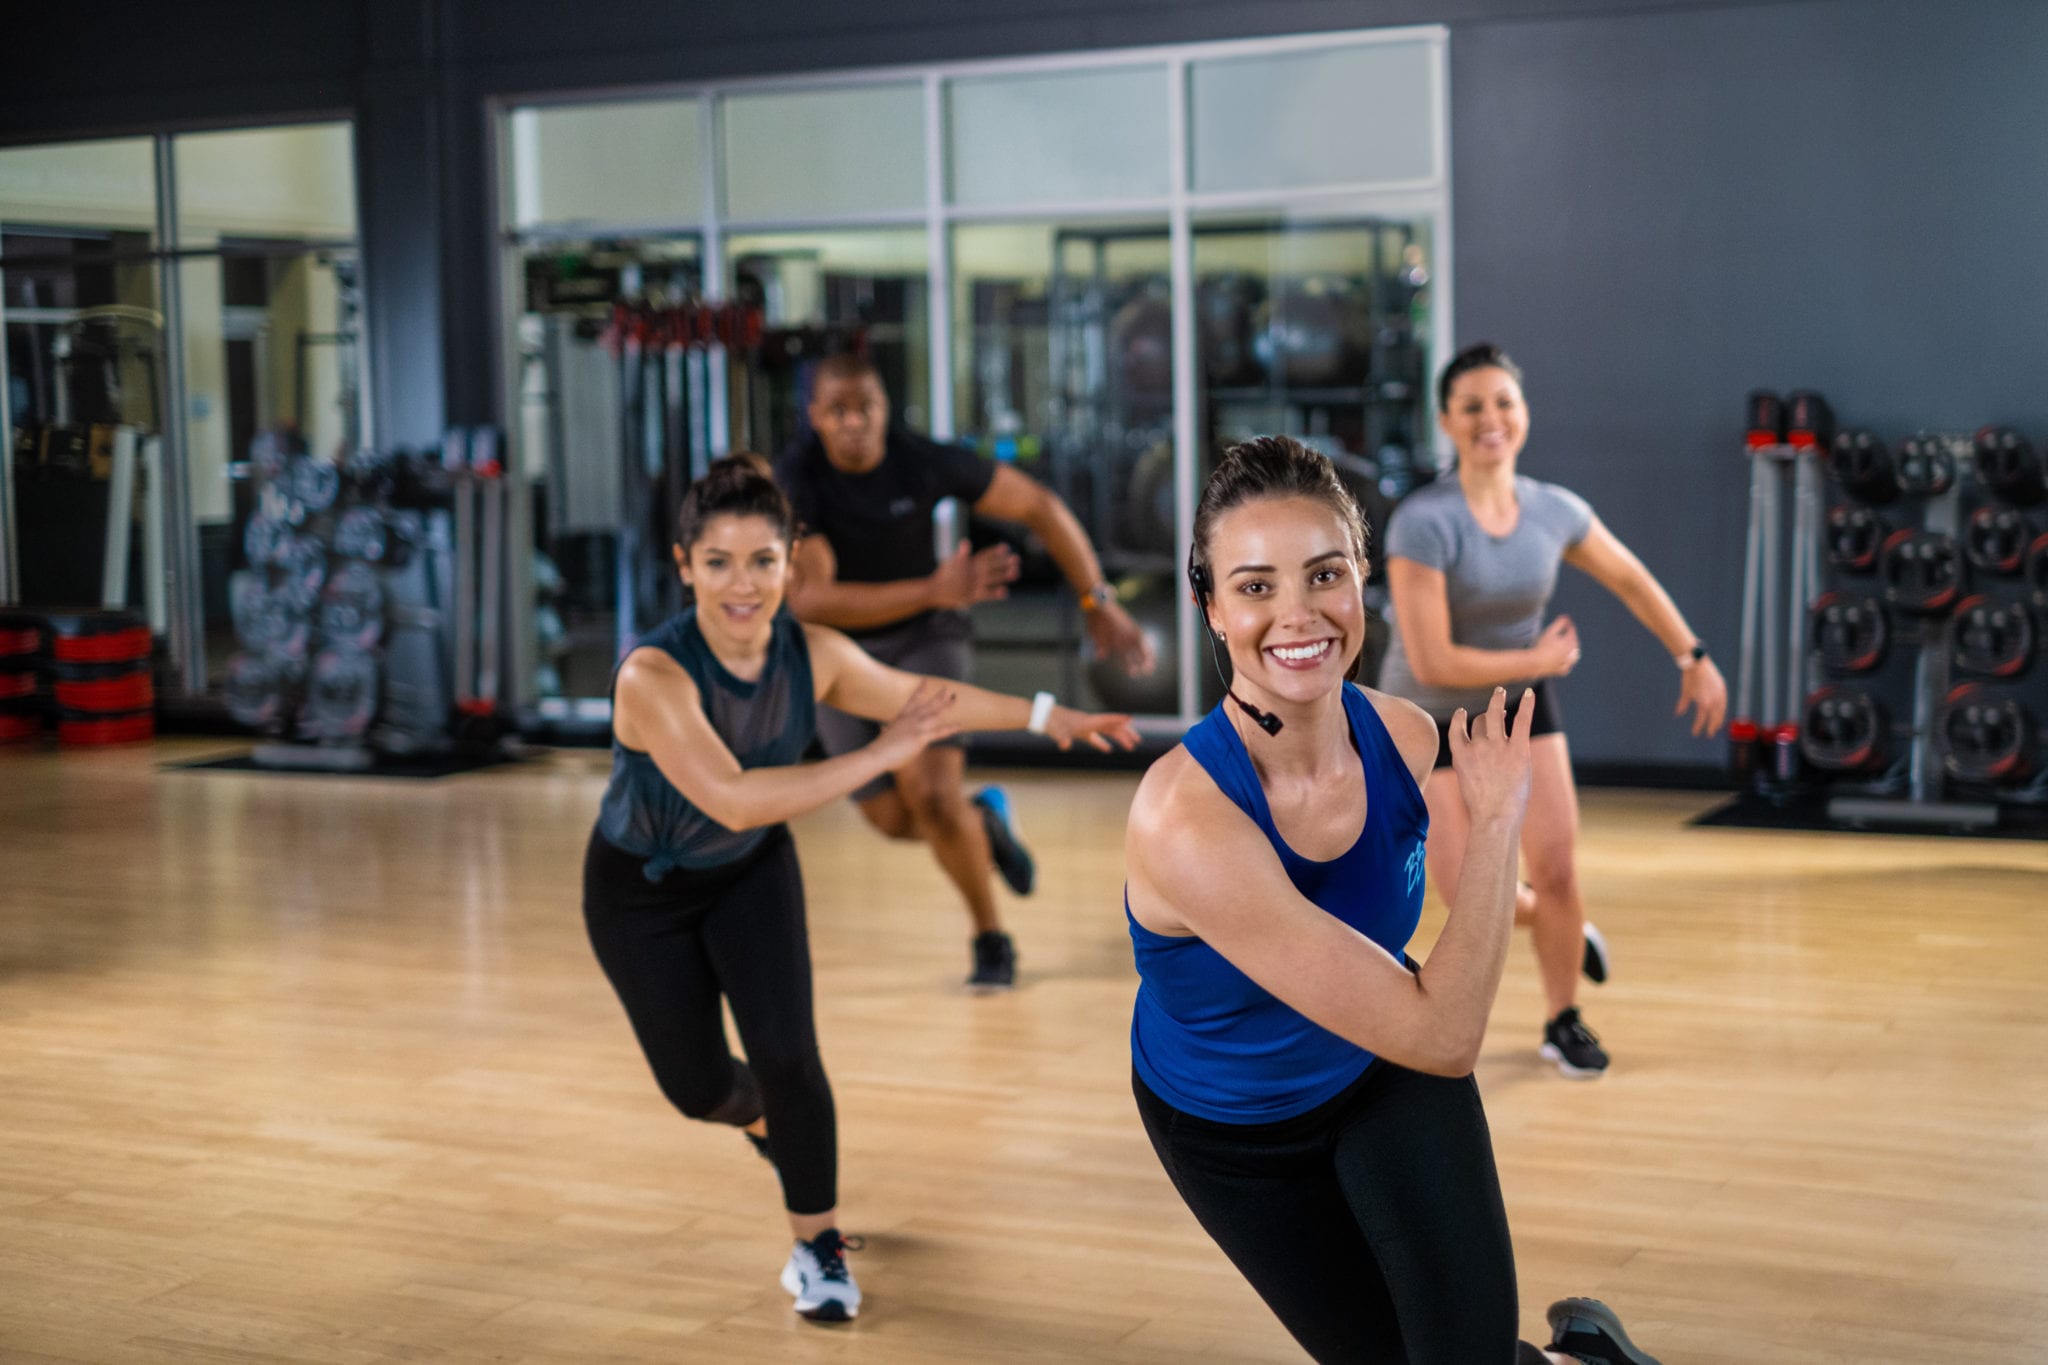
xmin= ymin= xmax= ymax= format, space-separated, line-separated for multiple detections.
xmin=816 ymin=613 xmax=974 ymax=803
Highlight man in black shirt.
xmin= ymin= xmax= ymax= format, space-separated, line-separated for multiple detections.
xmin=779 ymin=353 xmax=1154 ymax=988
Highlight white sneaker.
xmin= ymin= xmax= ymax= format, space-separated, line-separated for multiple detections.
xmin=780 ymin=1228 xmax=863 ymax=1322
xmin=1580 ymin=921 xmax=1611 ymax=985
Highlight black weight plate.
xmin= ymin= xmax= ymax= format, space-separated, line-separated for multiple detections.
xmin=1828 ymin=429 xmax=1897 ymax=505
xmin=1880 ymin=531 xmax=1964 ymax=613
xmin=1811 ymin=592 xmax=1888 ymax=673
xmin=1964 ymin=506 xmax=2031 ymax=575
xmin=1895 ymin=433 xmax=1958 ymax=498
xmin=1939 ymin=685 xmax=2032 ymax=785
xmin=1801 ymin=686 xmax=1887 ymax=772
xmin=1972 ymin=425 xmax=2047 ymax=507
xmin=1951 ymin=595 xmax=2035 ymax=678
xmin=1826 ymin=506 xmax=1885 ymax=573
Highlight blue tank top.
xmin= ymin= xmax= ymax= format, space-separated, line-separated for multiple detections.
xmin=1128 ymin=684 xmax=1430 ymax=1123
xmin=596 ymin=608 xmax=817 ymax=881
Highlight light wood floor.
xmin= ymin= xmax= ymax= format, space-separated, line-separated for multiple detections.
xmin=1 ymin=741 xmax=2044 ymax=1364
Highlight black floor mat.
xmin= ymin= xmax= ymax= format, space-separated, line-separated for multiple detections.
xmin=1691 ymin=789 xmax=2048 ymax=840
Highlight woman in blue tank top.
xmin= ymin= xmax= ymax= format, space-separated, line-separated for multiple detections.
xmin=1123 ymin=438 xmax=1660 ymax=1365
xmin=584 ymin=454 xmax=1137 ymax=1326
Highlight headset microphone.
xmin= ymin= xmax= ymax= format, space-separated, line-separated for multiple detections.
xmin=1187 ymin=551 xmax=1284 ymax=737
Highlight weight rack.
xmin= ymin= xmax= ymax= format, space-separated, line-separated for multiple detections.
xmin=1733 ymin=391 xmax=2048 ymax=831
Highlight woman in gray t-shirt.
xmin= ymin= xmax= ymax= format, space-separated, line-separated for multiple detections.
xmin=1380 ymin=344 xmax=1727 ymax=1079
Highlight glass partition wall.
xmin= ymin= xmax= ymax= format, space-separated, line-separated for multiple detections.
xmin=497 ymin=27 xmax=1450 ymax=729
xmin=0 ymin=122 xmax=364 ymax=697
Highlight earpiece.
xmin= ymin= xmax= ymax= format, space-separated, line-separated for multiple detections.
xmin=1187 ymin=547 xmax=1284 ymax=737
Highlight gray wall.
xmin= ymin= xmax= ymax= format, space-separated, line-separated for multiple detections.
xmin=6 ymin=0 xmax=2042 ymax=769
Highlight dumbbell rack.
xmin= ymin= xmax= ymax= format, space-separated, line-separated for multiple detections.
xmin=1735 ymin=394 xmax=2048 ymax=831
xmin=225 ymin=429 xmax=511 ymax=770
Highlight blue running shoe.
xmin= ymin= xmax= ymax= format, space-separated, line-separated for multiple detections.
xmin=972 ymin=785 xmax=1036 ymax=896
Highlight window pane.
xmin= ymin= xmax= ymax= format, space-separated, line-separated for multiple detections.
xmin=510 ymin=237 xmax=703 ymax=701
xmin=0 ymin=137 xmax=158 ymax=239
xmin=175 ymin=123 xmax=358 ymax=244
xmin=952 ymin=218 xmax=1178 ymax=716
xmin=1190 ymin=42 xmax=1436 ymax=194
xmin=946 ymin=66 xmax=1169 ymax=206
xmin=725 ymin=228 xmax=930 ymax=446
xmin=721 ymin=84 xmax=924 ymax=221
xmin=508 ymin=100 xmax=703 ymax=230
xmin=1191 ymin=212 xmax=1436 ymax=690
xmin=3 ymin=253 xmax=166 ymax=614
xmin=177 ymin=251 xmax=367 ymax=688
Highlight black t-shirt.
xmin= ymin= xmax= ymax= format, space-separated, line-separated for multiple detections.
xmin=777 ymin=427 xmax=998 ymax=638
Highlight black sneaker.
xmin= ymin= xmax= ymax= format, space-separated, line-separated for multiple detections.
xmin=1540 ymin=1006 xmax=1610 ymax=1079
xmin=1545 ymin=1297 xmax=1661 ymax=1364
xmin=972 ymin=786 xmax=1036 ymax=896
xmin=1581 ymin=921 xmax=1611 ymax=985
xmin=967 ymin=930 xmax=1016 ymax=990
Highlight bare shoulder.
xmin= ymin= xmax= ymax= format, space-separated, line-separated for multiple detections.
xmin=795 ymin=620 xmax=851 ymax=696
xmin=1127 ymin=746 xmax=1254 ymax=874
xmin=1127 ymin=745 xmax=1244 ymax=933
xmin=797 ymin=619 xmax=852 ymax=658
xmin=1360 ymin=685 xmax=1440 ymax=787
xmin=1129 ymin=745 xmax=1215 ymax=838
xmin=613 ymin=647 xmax=695 ymax=748
xmin=617 ymin=644 xmax=688 ymax=692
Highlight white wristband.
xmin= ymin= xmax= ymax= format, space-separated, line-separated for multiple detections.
xmin=1027 ymin=691 xmax=1057 ymax=735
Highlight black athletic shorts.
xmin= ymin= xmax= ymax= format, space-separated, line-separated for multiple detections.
xmin=1431 ymin=682 xmax=1561 ymax=770
xmin=815 ymin=613 xmax=974 ymax=801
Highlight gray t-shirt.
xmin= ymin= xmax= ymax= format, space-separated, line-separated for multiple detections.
xmin=1376 ymin=474 xmax=1594 ymax=720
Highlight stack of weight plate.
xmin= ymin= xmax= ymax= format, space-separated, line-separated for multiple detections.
xmin=0 ymin=611 xmax=46 ymax=743
xmin=46 ymin=610 xmax=154 ymax=746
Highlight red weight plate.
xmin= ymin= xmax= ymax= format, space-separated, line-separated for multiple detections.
xmin=52 ymin=627 xmax=153 ymax=663
xmin=56 ymin=712 xmax=155 ymax=746
xmin=53 ymin=674 xmax=154 ymax=712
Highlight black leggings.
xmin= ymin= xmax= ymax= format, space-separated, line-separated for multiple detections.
xmin=583 ymin=827 xmax=837 ymax=1215
xmin=1135 ymin=1062 xmax=1546 ymax=1365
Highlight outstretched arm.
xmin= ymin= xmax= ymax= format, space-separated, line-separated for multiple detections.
xmin=975 ymin=465 xmax=1156 ymax=675
xmin=804 ymin=622 xmax=1140 ymax=753
xmin=1125 ymin=688 xmax=1535 ymax=1076
xmin=1563 ymin=517 xmax=1727 ymax=735
xmin=614 ymin=646 xmax=955 ymax=831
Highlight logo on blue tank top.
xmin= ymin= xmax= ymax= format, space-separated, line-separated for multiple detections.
xmin=1404 ymin=842 xmax=1426 ymax=897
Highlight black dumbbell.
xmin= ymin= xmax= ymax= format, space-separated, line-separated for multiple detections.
xmin=334 ymin=507 xmax=389 ymax=563
xmin=1972 ymin=426 xmax=2046 ymax=506
xmin=1951 ymin=595 xmax=2035 ymax=678
xmin=244 ymin=510 xmax=291 ymax=567
xmin=1880 ymin=530 xmax=1965 ymax=613
xmin=301 ymin=646 xmax=380 ymax=741
xmin=286 ymin=455 xmax=341 ymax=516
xmin=319 ymin=562 xmax=386 ymax=650
xmin=1811 ymin=592 xmax=1888 ymax=673
xmin=223 ymin=652 xmax=288 ymax=730
xmin=1828 ymin=429 xmax=1897 ymax=505
xmin=1801 ymin=686 xmax=1887 ymax=772
xmin=1826 ymin=506 xmax=1886 ymax=573
xmin=1939 ymin=684 xmax=2033 ymax=785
